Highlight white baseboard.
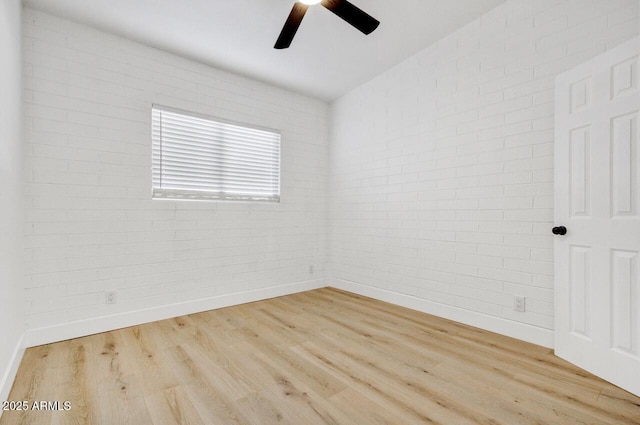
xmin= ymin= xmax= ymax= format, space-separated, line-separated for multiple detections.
xmin=0 ymin=333 xmax=26 ymax=414
xmin=25 ymin=279 xmax=326 ymax=347
xmin=21 ymin=276 xmax=552 ymax=354
xmin=331 ymin=279 xmax=554 ymax=348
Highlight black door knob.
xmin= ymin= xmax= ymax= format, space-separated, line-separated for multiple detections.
xmin=552 ymin=226 xmax=567 ymax=235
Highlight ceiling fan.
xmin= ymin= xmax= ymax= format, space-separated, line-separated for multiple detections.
xmin=275 ymin=0 xmax=380 ymax=49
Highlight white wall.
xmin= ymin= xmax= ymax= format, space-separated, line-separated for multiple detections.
xmin=17 ymin=1 xmax=640 ymax=351
xmin=330 ymin=0 xmax=640 ymax=347
xmin=22 ymin=9 xmax=329 ymax=344
xmin=0 ymin=0 xmax=25 ymax=402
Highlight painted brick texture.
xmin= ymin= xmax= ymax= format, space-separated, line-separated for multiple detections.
xmin=23 ymin=10 xmax=330 ymax=329
xmin=330 ymin=0 xmax=639 ymax=332
xmin=21 ymin=1 xmax=640 ymax=343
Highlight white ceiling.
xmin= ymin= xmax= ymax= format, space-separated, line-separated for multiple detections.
xmin=23 ymin=0 xmax=506 ymax=101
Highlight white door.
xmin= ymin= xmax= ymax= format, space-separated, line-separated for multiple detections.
xmin=555 ymin=36 xmax=640 ymax=396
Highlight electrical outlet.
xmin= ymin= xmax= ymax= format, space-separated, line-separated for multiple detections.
xmin=514 ymin=296 xmax=526 ymax=312
xmin=309 ymin=265 xmax=314 ymax=274
xmin=106 ymin=290 xmax=117 ymax=305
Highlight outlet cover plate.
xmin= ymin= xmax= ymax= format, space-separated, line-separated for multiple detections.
xmin=514 ymin=295 xmax=526 ymax=312
xmin=106 ymin=291 xmax=117 ymax=305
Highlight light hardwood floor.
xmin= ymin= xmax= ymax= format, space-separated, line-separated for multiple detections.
xmin=2 ymin=288 xmax=639 ymax=424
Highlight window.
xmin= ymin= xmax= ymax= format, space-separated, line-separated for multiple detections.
xmin=152 ymin=105 xmax=281 ymax=202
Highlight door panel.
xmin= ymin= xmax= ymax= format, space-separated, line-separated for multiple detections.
xmin=569 ymin=245 xmax=591 ymax=338
xmin=611 ymin=249 xmax=638 ymax=356
xmin=611 ymin=112 xmax=638 ymax=216
xmin=569 ymin=126 xmax=591 ymax=217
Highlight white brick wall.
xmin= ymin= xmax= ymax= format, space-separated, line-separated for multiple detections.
xmin=23 ymin=10 xmax=330 ymax=330
xmin=0 ymin=0 xmax=25 ymax=403
xmin=18 ymin=1 xmax=640 ymax=348
xmin=330 ymin=0 xmax=639 ymax=342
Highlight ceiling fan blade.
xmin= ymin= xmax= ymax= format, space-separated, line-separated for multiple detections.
xmin=321 ymin=0 xmax=379 ymax=35
xmin=274 ymin=2 xmax=309 ymax=49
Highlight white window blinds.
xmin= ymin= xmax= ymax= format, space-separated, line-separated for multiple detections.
xmin=152 ymin=105 xmax=281 ymax=202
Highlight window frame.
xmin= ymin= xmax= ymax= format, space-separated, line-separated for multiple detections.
xmin=151 ymin=104 xmax=281 ymax=203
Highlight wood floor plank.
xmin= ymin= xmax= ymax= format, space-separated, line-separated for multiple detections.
xmin=235 ymin=324 xmax=348 ymax=399
xmin=2 ymin=288 xmax=639 ymax=425
xmin=145 ymin=386 xmax=206 ymax=425
xmin=328 ymin=388 xmax=407 ymax=425
xmin=597 ymin=386 xmax=640 ymax=423
xmin=55 ymin=338 xmax=98 ymax=425
xmin=304 ymin=339 xmax=495 ymax=425
xmin=235 ymin=391 xmax=294 ymax=425
xmin=118 ymin=326 xmax=180 ymax=395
